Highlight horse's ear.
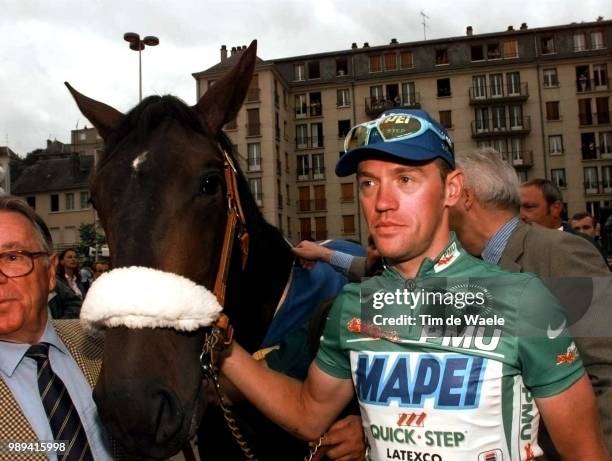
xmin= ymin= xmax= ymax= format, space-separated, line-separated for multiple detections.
xmin=64 ymin=82 xmax=124 ymax=139
xmin=193 ymin=40 xmax=257 ymax=135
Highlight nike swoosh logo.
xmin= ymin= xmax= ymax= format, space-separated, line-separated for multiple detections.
xmin=547 ymin=319 xmax=567 ymax=339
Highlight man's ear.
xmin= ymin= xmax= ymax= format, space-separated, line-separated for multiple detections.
xmin=550 ymin=200 xmax=563 ymax=219
xmin=444 ymin=169 xmax=464 ymax=208
xmin=48 ymin=254 xmax=58 ymax=293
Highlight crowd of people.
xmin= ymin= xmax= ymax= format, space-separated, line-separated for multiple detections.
xmin=1 ymin=107 xmax=611 ymax=461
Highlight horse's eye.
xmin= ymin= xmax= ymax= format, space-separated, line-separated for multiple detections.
xmin=202 ymin=175 xmax=221 ymax=196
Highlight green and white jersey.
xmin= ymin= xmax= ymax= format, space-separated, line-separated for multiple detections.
xmin=315 ymin=235 xmax=584 ymax=461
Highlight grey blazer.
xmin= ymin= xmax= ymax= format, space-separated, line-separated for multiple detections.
xmin=499 ymin=220 xmax=611 ymax=455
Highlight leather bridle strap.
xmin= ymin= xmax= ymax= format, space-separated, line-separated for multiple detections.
xmin=212 ymin=149 xmax=250 ymax=306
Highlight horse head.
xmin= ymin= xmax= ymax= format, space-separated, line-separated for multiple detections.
xmin=66 ymin=41 xmax=259 ymax=459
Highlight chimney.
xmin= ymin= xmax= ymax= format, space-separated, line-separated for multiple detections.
xmin=231 ymin=46 xmax=237 ymax=56
xmin=363 ymin=42 xmax=370 ymax=48
xmin=351 ymin=42 xmax=357 ymax=49
xmin=390 ymin=38 xmax=398 ymax=44
xmin=520 ymin=22 xmax=528 ymax=30
xmin=466 ymin=26 xmax=473 ymax=36
xmin=507 ymin=25 xmax=514 ymax=31
xmin=220 ymin=45 xmax=227 ymax=62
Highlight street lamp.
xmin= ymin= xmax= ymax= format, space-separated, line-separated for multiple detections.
xmin=123 ymin=32 xmax=159 ymax=102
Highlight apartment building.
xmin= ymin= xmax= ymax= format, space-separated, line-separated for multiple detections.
xmin=193 ymin=19 xmax=612 ymax=242
xmin=0 ymin=146 xmax=15 ymax=195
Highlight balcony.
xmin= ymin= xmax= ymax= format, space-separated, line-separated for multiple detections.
xmin=296 ymin=168 xmax=326 ymax=181
xmin=583 ymin=181 xmax=612 ymax=195
xmin=295 ymin=136 xmax=324 ymax=150
xmin=296 ymin=198 xmax=327 ymax=213
xmin=246 ymin=123 xmax=261 ymax=137
xmin=576 ymin=77 xmax=609 ymax=93
xmin=469 ymin=83 xmax=529 ymax=105
xmin=295 ymin=103 xmax=323 ymax=119
xmin=470 ymin=116 xmax=531 ymax=138
xmin=365 ymin=92 xmax=421 ymax=118
xmin=579 ymin=112 xmax=612 ymax=126
xmin=507 ymin=150 xmax=533 ymax=169
xmin=581 ymin=146 xmax=612 ymax=161
xmin=246 ymin=88 xmax=260 ymax=102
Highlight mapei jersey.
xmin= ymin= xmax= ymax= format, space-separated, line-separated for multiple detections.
xmin=315 ymin=235 xmax=584 ymax=461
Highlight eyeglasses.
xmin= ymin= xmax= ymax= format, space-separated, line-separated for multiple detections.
xmin=343 ymin=113 xmax=453 ymax=154
xmin=0 ymin=250 xmax=49 ymax=278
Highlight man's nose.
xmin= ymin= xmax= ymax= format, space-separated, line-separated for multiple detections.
xmin=375 ymin=181 xmax=398 ymax=212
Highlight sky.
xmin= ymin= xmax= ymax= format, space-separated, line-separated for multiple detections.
xmin=1 ymin=0 xmax=610 ymax=156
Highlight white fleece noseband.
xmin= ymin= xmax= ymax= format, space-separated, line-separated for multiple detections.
xmin=80 ymin=267 xmax=222 ymax=331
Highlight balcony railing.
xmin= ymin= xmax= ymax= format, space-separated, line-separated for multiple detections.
xmin=576 ymin=77 xmax=609 ymax=93
xmin=295 ymin=136 xmax=324 ymax=150
xmin=505 ymin=150 xmax=533 ymax=168
xmin=581 ymin=146 xmax=612 ymax=160
xmin=583 ymin=181 xmax=612 ymax=195
xmin=470 ymin=116 xmax=531 ymax=137
xmin=469 ymin=83 xmax=529 ymax=104
xmin=295 ymin=103 xmax=323 ymax=118
xmin=246 ymin=123 xmax=261 ymax=136
xmin=579 ymin=112 xmax=612 ymax=126
xmin=246 ymin=87 xmax=260 ymax=102
xmin=365 ymin=92 xmax=421 ymax=117
xmin=296 ymin=168 xmax=326 ymax=181
xmin=296 ymin=199 xmax=327 ymax=213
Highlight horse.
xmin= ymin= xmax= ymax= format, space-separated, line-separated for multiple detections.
xmin=66 ymin=41 xmax=363 ymax=460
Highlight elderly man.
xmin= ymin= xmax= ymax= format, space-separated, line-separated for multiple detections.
xmin=449 ymin=148 xmax=612 ymax=457
xmin=0 ymin=196 xmax=112 ymax=460
xmin=216 ymin=111 xmax=608 ymax=460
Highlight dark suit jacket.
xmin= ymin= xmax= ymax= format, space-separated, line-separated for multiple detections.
xmin=499 ymin=220 xmax=612 ymax=456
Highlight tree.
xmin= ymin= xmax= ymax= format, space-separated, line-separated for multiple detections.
xmin=78 ymin=223 xmax=106 ymax=258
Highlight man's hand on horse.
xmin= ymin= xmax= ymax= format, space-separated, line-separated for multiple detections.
xmin=310 ymin=415 xmax=366 ymax=461
xmin=292 ymin=241 xmax=333 ymax=269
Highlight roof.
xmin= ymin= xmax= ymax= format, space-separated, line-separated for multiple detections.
xmin=192 ymin=51 xmax=266 ymax=77
xmin=11 ymin=154 xmax=94 ymax=195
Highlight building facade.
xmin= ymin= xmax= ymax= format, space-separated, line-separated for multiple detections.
xmin=0 ymin=147 xmax=14 ymax=195
xmin=193 ymin=19 xmax=612 ymax=242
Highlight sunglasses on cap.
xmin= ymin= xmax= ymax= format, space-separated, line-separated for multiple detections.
xmin=343 ymin=113 xmax=454 ymax=155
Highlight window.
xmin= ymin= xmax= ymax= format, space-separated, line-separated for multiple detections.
xmin=369 ymin=55 xmax=382 ymax=73
xmin=439 ymin=111 xmax=452 ymax=129
xmin=249 ymin=178 xmax=263 ymax=206
xmin=311 ymin=123 xmax=323 ymax=148
xmin=573 ymin=33 xmax=587 ymax=51
xmin=247 ymin=74 xmax=259 ymax=102
xmin=435 ymin=49 xmax=448 ymax=65
xmin=506 ymin=72 xmax=521 ymax=95
xmin=247 ymin=143 xmax=261 ymax=172
xmin=437 ymin=78 xmax=451 ymax=97
xmin=313 ymin=185 xmax=326 ymax=210
xmin=50 ymin=194 xmax=59 ymax=212
xmin=80 ymin=191 xmax=90 ymax=209
xmin=593 ymin=64 xmax=608 ymax=88
xmin=591 ymin=31 xmax=604 ymax=49
xmin=246 ymin=108 xmax=260 ymax=136
xmin=312 ymin=154 xmax=325 ymax=179
xmin=295 ymin=94 xmax=307 ymax=118
xmin=297 ymin=155 xmax=309 ymax=179
xmin=314 ymin=216 xmax=327 ymax=240
xmin=296 ymin=124 xmax=308 ymax=149
xmin=471 ymin=45 xmax=484 ymax=61
xmin=79 ymin=132 xmax=87 ymax=141
xmin=551 ymin=169 xmax=567 ymax=188
xmin=26 ymin=196 xmax=36 ymax=209
xmin=600 ymin=131 xmax=612 ymax=155
xmin=294 ymin=63 xmax=305 ymax=81
xmin=603 ymin=166 xmax=612 ymax=191
xmin=401 ymin=82 xmax=416 ymax=105
xmin=472 ymin=75 xmax=486 ymax=99
xmin=337 ymin=88 xmax=351 ymax=107
xmin=549 ymin=135 xmax=564 ymax=154
xmin=338 ymin=120 xmax=351 ymax=138
xmin=582 ymin=132 xmax=597 ymax=159
xmin=336 ymin=57 xmax=348 ymax=76
xmin=308 ymin=61 xmax=320 ymax=79
xmin=400 ymin=51 xmax=413 ymax=69
xmin=342 ymin=215 xmax=356 ymax=235
xmin=509 ymin=105 xmax=523 ymax=129
xmin=491 ymin=106 xmax=506 ymax=130
xmin=579 ymin=98 xmax=593 ymax=125
xmin=584 ymin=167 xmax=599 ymax=193
xmin=384 ymin=53 xmax=397 ymax=71
xmin=475 ymin=107 xmax=489 ymax=133
xmin=503 ymin=40 xmax=518 ymax=58
xmin=487 ymin=43 xmax=501 ymax=60
xmin=490 ymin=74 xmax=503 ymax=97
xmin=546 ymin=101 xmax=560 ymax=121
xmin=299 ymin=217 xmax=312 ymax=240
xmin=340 ymin=183 xmax=354 ymax=203
xmin=596 ymin=97 xmax=610 ymax=124
xmin=543 ymin=68 xmax=559 ymax=88
xmin=309 ymin=92 xmax=322 ymax=117
xmin=540 ymin=36 xmax=555 ymax=54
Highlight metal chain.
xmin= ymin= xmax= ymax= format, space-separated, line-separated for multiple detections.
xmin=201 ymin=330 xmax=259 ymax=461
xmin=303 ymin=433 xmax=325 ymax=461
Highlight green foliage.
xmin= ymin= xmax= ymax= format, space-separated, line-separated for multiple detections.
xmin=78 ymin=223 xmax=105 ymax=257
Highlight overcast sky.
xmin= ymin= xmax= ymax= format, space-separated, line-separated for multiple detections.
xmin=2 ymin=0 xmax=610 ymax=156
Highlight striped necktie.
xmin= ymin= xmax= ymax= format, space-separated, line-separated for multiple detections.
xmin=25 ymin=343 xmax=94 ymax=461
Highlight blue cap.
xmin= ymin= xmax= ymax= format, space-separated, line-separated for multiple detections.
xmin=335 ymin=109 xmax=455 ymax=177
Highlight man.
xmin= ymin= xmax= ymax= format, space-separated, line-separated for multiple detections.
xmin=0 ymin=196 xmax=112 ymax=461
xmin=92 ymin=260 xmax=110 ymax=281
xmin=219 ymin=110 xmax=608 ymax=460
xmin=519 ymin=178 xmax=566 ymax=230
xmin=570 ymin=211 xmax=598 ymax=239
xmin=449 ymin=148 xmax=611 ymax=456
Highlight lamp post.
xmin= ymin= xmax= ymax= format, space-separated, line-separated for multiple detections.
xmin=123 ymin=32 xmax=159 ymax=102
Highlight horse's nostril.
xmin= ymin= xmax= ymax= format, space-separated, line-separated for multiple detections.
xmin=154 ymin=388 xmax=183 ymax=445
